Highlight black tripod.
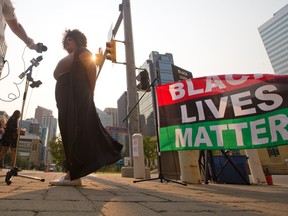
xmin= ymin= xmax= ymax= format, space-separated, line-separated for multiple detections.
xmin=131 ymin=76 xmax=186 ymax=186
xmin=1 ymin=56 xmax=45 ymax=185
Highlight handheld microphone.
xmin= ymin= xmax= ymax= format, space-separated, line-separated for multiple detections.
xmin=36 ymin=43 xmax=48 ymax=53
xmin=19 ymin=56 xmax=43 ymax=79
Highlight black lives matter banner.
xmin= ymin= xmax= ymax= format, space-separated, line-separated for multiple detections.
xmin=156 ymin=74 xmax=288 ymax=151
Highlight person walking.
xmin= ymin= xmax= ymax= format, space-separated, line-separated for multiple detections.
xmin=0 ymin=110 xmax=22 ymax=168
xmin=0 ymin=118 xmax=7 ymax=167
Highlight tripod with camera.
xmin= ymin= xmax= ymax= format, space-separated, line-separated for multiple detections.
xmin=1 ymin=56 xmax=45 ymax=185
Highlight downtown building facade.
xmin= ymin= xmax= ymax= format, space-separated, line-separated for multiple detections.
xmin=258 ymin=4 xmax=288 ymax=74
xmin=258 ymin=4 xmax=288 ymax=174
xmin=138 ymin=51 xmax=192 ymax=137
xmin=117 ymin=92 xmax=130 ymax=158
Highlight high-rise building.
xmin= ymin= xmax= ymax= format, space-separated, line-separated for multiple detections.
xmin=97 ymin=108 xmax=112 ymax=127
xmin=34 ymin=106 xmax=53 ymax=125
xmin=42 ymin=115 xmax=57 ymax=144
xmin=104 ymin=107 xmax=118 ymax=126
xmin=41 ymin=115 xmax=57 ymax=164
xmin=117 ymin=91 xmax=128 ymax=129
xmin=34 ymin=106 xmax=56 ymax=166
xmin=257 ymin=4 xmax=288 ymax=175
xmin=258 ymin=4 xmax=288 ymax=74
xmin=138 ymin=51 xmax=193 ymax=137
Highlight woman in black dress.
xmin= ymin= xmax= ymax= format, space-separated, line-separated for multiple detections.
xmin=50 ymin=29 xmax=123 ymax=186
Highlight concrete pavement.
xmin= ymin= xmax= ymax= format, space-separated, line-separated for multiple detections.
xmin=0 ymin=169 xmax=287 ymax=216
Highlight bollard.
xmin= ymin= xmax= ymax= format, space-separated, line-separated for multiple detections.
xmin=132 ymin=133 xmax=145 ymax=179
xmin=178 ymin=150 xmax=202 ymax=184
xmin=265 ymin=175 xmax=273 ymax=185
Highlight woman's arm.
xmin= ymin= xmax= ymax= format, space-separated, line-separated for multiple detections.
xmin=79 ymin=50 xmax=97 ymax=92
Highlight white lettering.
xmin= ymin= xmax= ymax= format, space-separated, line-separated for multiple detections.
xmin=255 ymin=85 xmax=283 ymax=111
xmin=269 ymin=114 xmax=288 ymax=142
xmin=205 ymin=76 xmax=226 ymax=92
xmin=175 ymin=128 xmax=192 ymax=148
xmin=225 ymin=74 xmax=249 ymax=85
xmin=250 ymin=119 xmax=268 ymax=145
xmin=231 ymin=91 xmax=256 ymax=116
xmin=169 ymin=83 xmax=185 ymax=100
xmin=186 ymin=79 xmax=204 ymax=96
xmin=205 ymin=96 xmax=228 ymax=118
xmin=194 ymin=127 xmax=213 ymax=147
xmin=228 ymin=123 xmax=248 ymax=146
xmin=210 ymin=125 xmax=228 ymax=147
xmin=181 ymin=105 xmax=196 ymax=123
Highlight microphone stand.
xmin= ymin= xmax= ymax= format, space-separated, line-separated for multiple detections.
xmin=131 ymin=77 xmax=186 ymax=186
xmin=1 ymin=58 xmax=45 ymax=185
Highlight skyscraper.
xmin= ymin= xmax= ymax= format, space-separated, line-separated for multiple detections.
xmin=258 ymin=4 xmax=288 ymax=74
xmin=138 ymin=51 xmax=192 ymax=136
xmin=104 ymin=107 xmax=118 ymax=126
xmin=117 ymin=91 xmax=128 ymax=128
xmin=34 ymin=106 xmax=53 ymax=125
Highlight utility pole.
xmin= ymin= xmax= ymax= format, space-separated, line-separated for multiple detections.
xmin=99 ymin=0 xmax=139 ymax=177
xmin=122 ymin=0 xmax=139 ymax=169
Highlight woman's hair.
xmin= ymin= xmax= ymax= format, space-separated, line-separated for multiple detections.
xmin=11 ymin=110 xmax=20 ymax=118
xmin=62 ymin=29 xmax=87 ymax=49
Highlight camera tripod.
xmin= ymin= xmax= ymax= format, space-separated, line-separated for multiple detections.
xmin=1 ymin=56 xmax=45 ymax=185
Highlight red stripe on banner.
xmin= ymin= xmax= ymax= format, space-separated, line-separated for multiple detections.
xmin=156 ymin=74 xmax=288 ymax=107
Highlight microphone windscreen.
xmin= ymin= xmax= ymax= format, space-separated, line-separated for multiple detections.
xmin=42 ymin=45 xmax=48 ymax=51
xmin=36 ymin=43 xmax=48 ymax=53
xmin=36 ymin=56 xmax=43 ymax=62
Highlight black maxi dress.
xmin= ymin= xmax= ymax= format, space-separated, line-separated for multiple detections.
xmin=55 ymin=48 xmax=123 ymax=180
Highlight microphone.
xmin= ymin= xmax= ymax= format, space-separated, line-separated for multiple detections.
xmin=30 ymin=56 xmax=43 ymax=67
xmin=19 ymin=56 xmax=43 ymax=79
xmin=36 ymin=43 xmax=48 ymax=53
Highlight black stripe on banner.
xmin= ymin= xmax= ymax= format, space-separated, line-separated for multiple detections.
xmin=158 ymin=77 xmax=288 ymax=127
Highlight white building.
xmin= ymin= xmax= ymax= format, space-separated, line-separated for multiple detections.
xmin=258 ymin=4 xmax=288 ymax=74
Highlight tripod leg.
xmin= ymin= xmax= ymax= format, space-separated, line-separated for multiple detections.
xmin=5 ymin=168 xmax=17 ymax=185
xmin=5 ymin=167 xmax=45 ymax=185
xmin=17 ymin=174 xmax=45 ymax=182
xmin=133 ymin=173 xmax=187 ymax=186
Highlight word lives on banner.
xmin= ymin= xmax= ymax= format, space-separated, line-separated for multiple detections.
xmin=156 ymin=74 xmax=288 ymax=151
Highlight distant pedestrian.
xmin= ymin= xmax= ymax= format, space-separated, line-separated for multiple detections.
xmin=0 ymin=118 xmax=7 ymax=167
xmin=0 ymin=110 xmax=23 ymax=168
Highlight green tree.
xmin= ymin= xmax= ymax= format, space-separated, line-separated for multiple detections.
xmin=49 ymin=135 xmax=65 ymax=169
xmin=143 ymin=136 xmax=157 ymax=169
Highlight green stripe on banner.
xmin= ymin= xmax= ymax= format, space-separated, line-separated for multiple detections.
xmin=159 ymin=108 xmax=288 ymax=151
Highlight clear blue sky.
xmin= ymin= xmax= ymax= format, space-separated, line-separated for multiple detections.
xmin=0 ymin=0 xmax=287 ymax=119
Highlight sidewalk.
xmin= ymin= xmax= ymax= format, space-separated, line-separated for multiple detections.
xmin=0 ymin=169 xmax=287 ymax=216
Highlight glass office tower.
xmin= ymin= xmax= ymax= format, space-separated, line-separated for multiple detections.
xmin=138 ymin=51 xmax=174 ymax=137
xmin=258 ymin=4 xmax=288 ymax=74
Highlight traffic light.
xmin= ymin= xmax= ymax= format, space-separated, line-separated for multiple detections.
xmin=136 ymin=69 xmax=150 ymax=91
xmin=106 ymin=40 xmax=116 ymax=63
